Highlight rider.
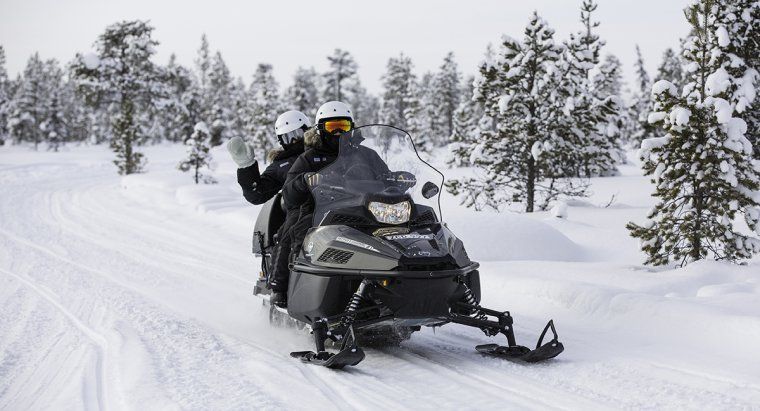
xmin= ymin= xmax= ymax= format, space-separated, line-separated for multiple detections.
xmin=274 ymin=101 xmax=395 ymax=307
xmin=227 ymin=110 xmax=310 ymax=205
xmin=227 ymin=110 xmax=310 ymax=305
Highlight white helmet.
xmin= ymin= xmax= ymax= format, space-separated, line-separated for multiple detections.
xmin=315 ymin=101 xmax=353 ymax=124
xmin=275 ymin=110 xmax=311 ymax=135
xmin=274 ymin=110 xmax=310 ymax=145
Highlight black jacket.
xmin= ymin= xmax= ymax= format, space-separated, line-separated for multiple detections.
xmin=282 ymin=131 xmax=391 ymax=212
xmin=237 ymin=140 xmax=304 ymax=205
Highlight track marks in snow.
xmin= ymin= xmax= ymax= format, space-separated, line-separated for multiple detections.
xmin=0 ymin=267 xmax=109 ymax=411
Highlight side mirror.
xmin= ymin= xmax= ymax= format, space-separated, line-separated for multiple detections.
xmin=422 ymin=181 xmax=440 ymax=199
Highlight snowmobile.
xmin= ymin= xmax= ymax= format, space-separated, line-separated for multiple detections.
xmin=252 ymin=125 xmax=564 ymax=369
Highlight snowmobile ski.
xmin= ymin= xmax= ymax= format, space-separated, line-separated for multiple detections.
xmin=476 ymin=320 xmax=564 ymax=363
xmin=289 ymin=347 xmax=365 ymax=369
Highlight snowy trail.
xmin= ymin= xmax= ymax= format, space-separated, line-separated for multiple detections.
xmin=1 ymin=146 xmax=760 ymax=410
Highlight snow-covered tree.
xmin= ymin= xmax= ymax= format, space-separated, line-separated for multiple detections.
xmin=432 ymin=52 xmax=461 ymax=145
xmin=7 ymin=53 xmax=46 ymax=148
xmin=160 ymin=54 xmax=201 ymax=143
xmin=654 ymin=48 xmax=685 ymax=90
xmin=323 ymin=49 xmax=358 ymax=102
xmin=72 ymin=20 xmax=161 ymax=174
xmin=628 ymin=45 xmax=658 ymax=144
xmin=195 ymin=34 xmax=212 ymax=104
xmin=713 ymin=0 xmax=759 ymax=159
xmin=178 ymin=121 xmax=216 ymax=184
xmin=0 ymin=46 xmax=10 ymax=145
xmin=447 ymin=75 xmax=482 ymax=167
xmin=379 ymin=53 xmax=425 ymax=149
xmin=591 ymin=54 xmax=631 ymax=161
xmin=627 ymin=1 xmax=760 ymax=266
xmin=286 ymin=66 xmax=321 ymax=118
xmin=206 ymin=51 xmax=236 ymax=146
xmin=247 ymin=63 xmax=280 ymax=156
xmin=553 ymin=0 xmax=618 ymax=177
xmin=447 ymin=13 xmax=588 ymax=212
xmin=417 ymin=72 xmax=443 ymax=147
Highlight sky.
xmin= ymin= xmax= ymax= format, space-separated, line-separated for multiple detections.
xmin=0 ymin=0 xmax=691 ymax=95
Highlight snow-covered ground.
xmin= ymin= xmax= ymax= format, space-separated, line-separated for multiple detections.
xmin=1 ymin=143 xmax=759 ymax=410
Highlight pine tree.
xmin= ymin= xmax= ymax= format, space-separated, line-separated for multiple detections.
xmin=207 ymin=51 xmax=235 ymax=146
xmin=379 ymin=54 xmax=425 ymax=150
xmin=323 ymin=49 xmax=358 ymax=101
xmin=178 ymin=121 xmax=216 ymax=184
xmin=447 ymin=75 xmax=481 ymax=167
xmin=417 ymin=72 xmax=441 ymax=148
xmin=432 ymin=52 xmax=461 ymax=145
xmin=0 ymin=46 xmax=9 ymax=146
xmin=654 ymin=48 xmax=685 ymax=89
xmin=7 ymin=53 xmax=45 ymax=148
xmin=447 ymin=13 xmax=588 ymax=212
xmin=72 ymin=20 xmax=161 ymax=174
xmin=195 ymin=34 xmax=212 ymax=107
xmin=160 ymin=54 xmax=197 ymax=143
xmin=628 ymin=45 xmax=658 ymax=144
xmin=286 ymin=66 xmax=321 ymax=118
xmin=247 ymin=63 xmax=280 ymax=156
xmin=553 ymin=0 xmax=618 ymax=177
xmin=627 ymin=0 xmax=760 ymax=266
xmin=39 ymin=62 xmax=68 ymax=151
xmin=713 ymin=0 xmax=759 ymax=158
xmin=591 ymin=54 xmax=628 ymax=164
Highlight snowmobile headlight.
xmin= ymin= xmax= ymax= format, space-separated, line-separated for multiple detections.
xmin=368 ymin=201 xmax=411 ymax=225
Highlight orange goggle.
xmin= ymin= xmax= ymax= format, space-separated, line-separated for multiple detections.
xmin=321 ymin=119 xmax=353 ymax=134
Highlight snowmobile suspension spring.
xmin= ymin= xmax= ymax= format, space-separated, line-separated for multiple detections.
xmin=462 ymin=282 xmax=488 ymax=321
xmin=346 ymin=279 xmax=370 ymax=313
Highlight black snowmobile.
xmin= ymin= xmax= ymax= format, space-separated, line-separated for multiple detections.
xmin=252 ymin=125 xmax=563 ymax=369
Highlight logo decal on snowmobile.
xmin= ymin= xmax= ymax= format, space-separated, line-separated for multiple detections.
xmin=336 ymin=236 xmax=380 ymax=253
xmin=385 ymin=233 xmax=435 ymax=240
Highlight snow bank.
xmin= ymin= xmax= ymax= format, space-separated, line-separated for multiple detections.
xmin=444 ymin=206 xmax=586 ymax=262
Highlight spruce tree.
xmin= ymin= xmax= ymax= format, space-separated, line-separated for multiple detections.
xmin=713 ymin=0 xmax=759 ymax=158
xmin=161 ymin=54 xmax=197 ymax=143
xmin=447 ymin=13 xmax=587 ymax=212
xmin=627 ymin=0 xmax=760 ymax=266
xmin=553 ymin=0 xmax=618 ymax=177
xmin=72 ymin=20 xmax=161 ymax=174
xmin=591 ymin=54 xmax=628 ymax=164
xmin=432 ymin=52 xmax=462 ymax=145
xmin=7 ymin=53 xmax=45 ymax=148
xmin=654 ymin=48 xmax=685 ymax=89
xmin=323 ymin=49 xmax=358 ymax=101
xmin=178 ymin=121 xmax=216 ymax=184
xmin=447 ymin=75 xmax=481 ymax=167
xmin=0 ymin=46 xmax=9 ymax=146
xmin=286 ymin=66 xmax=320 ymax=118
xmin=195 ymin=34 xmax=212 ymax=105
xmin=379 ymin=54 xmax=425 ymax=150
xmin=247 ymin=63 xmax=280 ymax=156
xmin=628 ymin=45 xmax=658 ymax=144
xmin=207 ymin=51 xmax=235 ymax=146
xmin=417 ymin=72 xmax=442 ymax=147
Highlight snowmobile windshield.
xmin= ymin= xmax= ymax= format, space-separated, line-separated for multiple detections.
xmin=311 ymin=125 xmax=444 ymax=227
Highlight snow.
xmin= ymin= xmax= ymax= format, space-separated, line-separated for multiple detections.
xmin=716 ymin=26 xmax=730 ymax=48
xmin=193 ymin=121 xmax=209 ymax=134
xmin=705 ymin=67 xmax=731 ymax=96
xmin=1 ymin=144 xmax=759 ymax=409
xmin=670 ymin=106 xmax=691 ymax=126
xmin=82 ymin=52 xmax=100 ymax=70
xmin=651 ymin=79 xmax=676 ymax=96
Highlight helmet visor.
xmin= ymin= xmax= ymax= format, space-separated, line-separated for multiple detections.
xmin=278 ymin=127 xmax=305 ymax=145
xmin=322 ymin=119 xmax=353 ymax=135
